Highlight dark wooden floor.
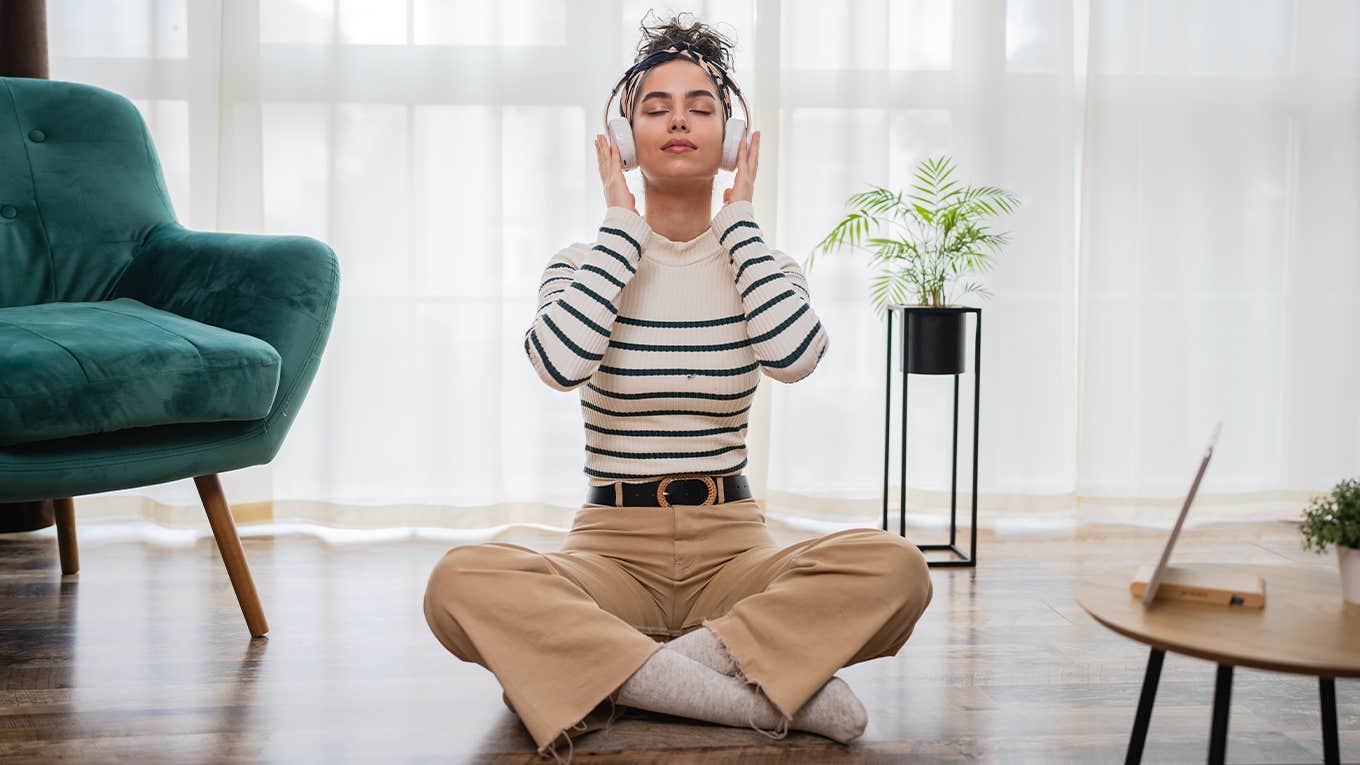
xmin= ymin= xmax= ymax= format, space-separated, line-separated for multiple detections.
xmin=0 ymin=516 xmax=1355 ymax=764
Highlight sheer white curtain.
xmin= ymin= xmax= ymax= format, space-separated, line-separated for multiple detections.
xmin=1075 ymin=0 xmax=1360 ymax=526
xmin=46 ymin=0 xmax=1358 ymax=532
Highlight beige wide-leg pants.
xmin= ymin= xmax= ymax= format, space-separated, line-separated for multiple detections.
xmin=422 ymin=497 xmax=934 ymax=760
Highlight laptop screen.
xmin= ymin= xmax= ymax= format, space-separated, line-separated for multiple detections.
xmin=1141 ymin=420 xmax=1223 ymax=607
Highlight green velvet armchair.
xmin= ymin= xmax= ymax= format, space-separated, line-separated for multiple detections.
xmin=0 ymin=77 xmax=340 ymax=638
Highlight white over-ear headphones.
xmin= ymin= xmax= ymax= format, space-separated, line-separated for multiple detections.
xmin=603 ymin=44 xmax=751 ymax=173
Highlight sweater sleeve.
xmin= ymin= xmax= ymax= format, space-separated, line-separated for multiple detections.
xmin=524 ymin=206 xmax=652 ymax=391
xmin=711 ymin=200 xmax=830 ymax=383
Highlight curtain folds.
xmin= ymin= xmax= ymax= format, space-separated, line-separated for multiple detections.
xmin=40 ymin=0 xmax=1358 ymax=532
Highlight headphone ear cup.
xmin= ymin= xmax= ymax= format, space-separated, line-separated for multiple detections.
xmin=606 ymin=117 xmax=638 ymax=171
xmin=721 ymin=117 xmax=746 ymax=172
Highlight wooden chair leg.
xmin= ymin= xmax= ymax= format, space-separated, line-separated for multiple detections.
xmin=193 ymin=474 xmax=269 ymax=638
xmin=52 ymin=498 xmax=79 ymax=575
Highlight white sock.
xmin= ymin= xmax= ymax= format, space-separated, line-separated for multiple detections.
xmin=628 ymin=637 xmax=867 ymax=743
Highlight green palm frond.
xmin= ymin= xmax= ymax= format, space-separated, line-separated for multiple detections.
xmin=955 ymin=281 xmax=995 ymax=303
xmin=816 ymin=208 xmax=881 ymax=252
xmin=865 ymin=237 xmax=918 ymax=268
xmin=954 ymin=185 xmax=1020 ymax=218
xmin=811 ymin=153 xmax=1020 ymax=309
xmin=847 ymin=186 xmax=903 ymax=215
xmin=869 ymin=267 xmax=923 ymax=321
xmin=910 ymin=155 xmax=962 ymax=212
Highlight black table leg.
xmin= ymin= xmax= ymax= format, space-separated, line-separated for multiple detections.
xmin=1208 ymin=664 xmax=1233 ymax=765
xmin=1320 ymin=676 xmax=1339 ymax=765
xmin=1125 ymin=647 xmax=1165 ymax=765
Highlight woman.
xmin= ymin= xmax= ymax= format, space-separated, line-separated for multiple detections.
xmin=423 ymin=15 xmax=934 ymax=764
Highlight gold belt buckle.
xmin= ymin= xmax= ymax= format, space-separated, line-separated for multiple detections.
xmin=657 ymin=474 xmax=717 ymax=507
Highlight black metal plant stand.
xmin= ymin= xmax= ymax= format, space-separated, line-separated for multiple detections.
xmin=881 ymin=305 xmax=980 ymax=567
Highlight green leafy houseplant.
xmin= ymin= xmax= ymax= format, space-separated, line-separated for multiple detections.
xmin=809 ymin=155 xmax=1020 ymax=321
xmin=1299 ymin=477 xmax=1360 ymax=554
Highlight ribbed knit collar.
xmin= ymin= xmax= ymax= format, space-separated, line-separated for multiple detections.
xmin=642 ymin=223 xmax=722 ymax=268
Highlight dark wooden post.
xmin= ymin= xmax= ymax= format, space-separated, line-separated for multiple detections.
xmin=0 ymin=0 xmax=51 ymax=533
xmin=0 ymin=0 xmax=48 ymax=79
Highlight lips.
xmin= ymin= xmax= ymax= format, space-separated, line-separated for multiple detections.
xmin=662 ymin=140 xmax=697 ymax=151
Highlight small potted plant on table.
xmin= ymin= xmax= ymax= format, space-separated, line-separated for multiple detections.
xmin=809 ymin=154 xmax=1019 ymax=374
xmin=1299 ymin=477 xmax=1360 ymax=605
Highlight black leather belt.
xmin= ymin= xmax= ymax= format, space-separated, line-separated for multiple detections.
xmin=587 ymin=474 xmax=751 ymax=507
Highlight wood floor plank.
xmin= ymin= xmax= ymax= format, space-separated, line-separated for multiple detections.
xmin=0 ymin=519 xmax=1354 ymax=764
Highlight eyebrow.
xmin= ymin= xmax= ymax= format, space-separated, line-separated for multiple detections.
xmin=640 ymin=89 xmax=717 ymax=103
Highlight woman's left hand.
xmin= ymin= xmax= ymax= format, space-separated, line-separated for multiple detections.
xmin=723 ymin=130 xmax=760 ymax=205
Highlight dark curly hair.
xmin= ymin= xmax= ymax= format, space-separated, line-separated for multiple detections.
xmin=622 ymin=10 xmax=740 ymax=121
xmin=633 ymin=10 xmax=737 ymax=73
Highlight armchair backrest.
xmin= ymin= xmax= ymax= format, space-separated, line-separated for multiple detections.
xmin=0 ymin=76 xmax=177 ymax=308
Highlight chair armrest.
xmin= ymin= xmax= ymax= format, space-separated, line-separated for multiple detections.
xmin=109 ymin=223 xmax=341 ymax=455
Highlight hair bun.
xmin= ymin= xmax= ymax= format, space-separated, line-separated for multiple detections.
xmin=634 ymin=10 xmax=737 ymax=74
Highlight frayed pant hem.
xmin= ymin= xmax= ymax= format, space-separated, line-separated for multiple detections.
xmin=699 ymin=618 xmax=795 ymax=740
xmin=533 ymin=639 xmax=665 ymax=763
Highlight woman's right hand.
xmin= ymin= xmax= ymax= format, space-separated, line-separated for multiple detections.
xmin=596 ymin=134 xmax=637 ymax=214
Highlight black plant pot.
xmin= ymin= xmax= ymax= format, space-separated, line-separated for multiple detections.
xmin=900 ymin=306 xmax=968 ymax=375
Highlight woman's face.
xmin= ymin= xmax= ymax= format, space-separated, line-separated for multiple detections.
xmin=629 ymin=59 xmax=726 ymax=183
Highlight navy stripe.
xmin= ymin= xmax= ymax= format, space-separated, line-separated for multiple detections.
xmin=581 ymin=400 xmax=751 ymax=418
xmin=580 ymin=263 xmax=625 ymax=289
xmin=734 ymin=255 xmax=774 ymax=281
xmin=748 ymin=290 xmax=795 ymax=321
xmin=760 ymin=322 xmax=822 ymax=369
xmin=617 ymin=314 xmax=745 ymax=328
xmin=600 ymin=226 xmax=642 ymax=254
xmin=557 ymin=299 xmax=609 ymax=337
xmin=543 ymin=314 xmax=602 ymax=361
xmin=591 ymin=244 xmax=637 ymax=275
xmin=608 ymin=336 xmax=752 ymax=352
xmin=790 ymin=281 xmax=809 ymax=296
xmin=586 ymin=443 xmax=746 ymax=460
xmin=588 ymin=383 xmax=759 ymax=401
xmin=776 ymin=337 xmax=827 ymax=383
xmin=749 ymin=303 xmax=810 ymax=345
xmin=546 ymin=262 xmax=574 ymax=271
xmin=540 ymin=275 xmax=573 ymax=287
xmin=598 ymin=362 xmax=760 ymax=377
xmin=536 ymin=289 xmax=566 ymax=311
xmin=585 ymin=422 xmax=748 ymax=438
xmin=570 ymin=282 xmax=618 ymax=315
xmin=720 ymin=219 xmax=758 ymax=243
xmin=527 ymin=329 xmax=590 ymax=388
xmin=584 ymin=456 xmax=747 ymax=481
xmin=740 ymin=272 xmax=785 ymax=299
xmin=729 ymin=235 xmax=762 ymax=256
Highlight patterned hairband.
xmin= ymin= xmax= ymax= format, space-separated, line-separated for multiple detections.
xmin=619 ymin=43 xmax=735 ymax=123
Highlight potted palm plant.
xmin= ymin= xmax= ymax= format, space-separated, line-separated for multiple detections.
xmin=1299 ymin=477 xmax=1360 ymax=605
xmin=808 ymin=155 xmax=1019 ymax=374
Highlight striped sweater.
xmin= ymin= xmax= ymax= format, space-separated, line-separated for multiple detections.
xmin=524 ymin=199 xmax=830 ymax=486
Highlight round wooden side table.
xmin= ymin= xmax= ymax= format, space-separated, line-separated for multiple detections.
xmin=1077 ymin=563 xmax=1360 ymax=765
